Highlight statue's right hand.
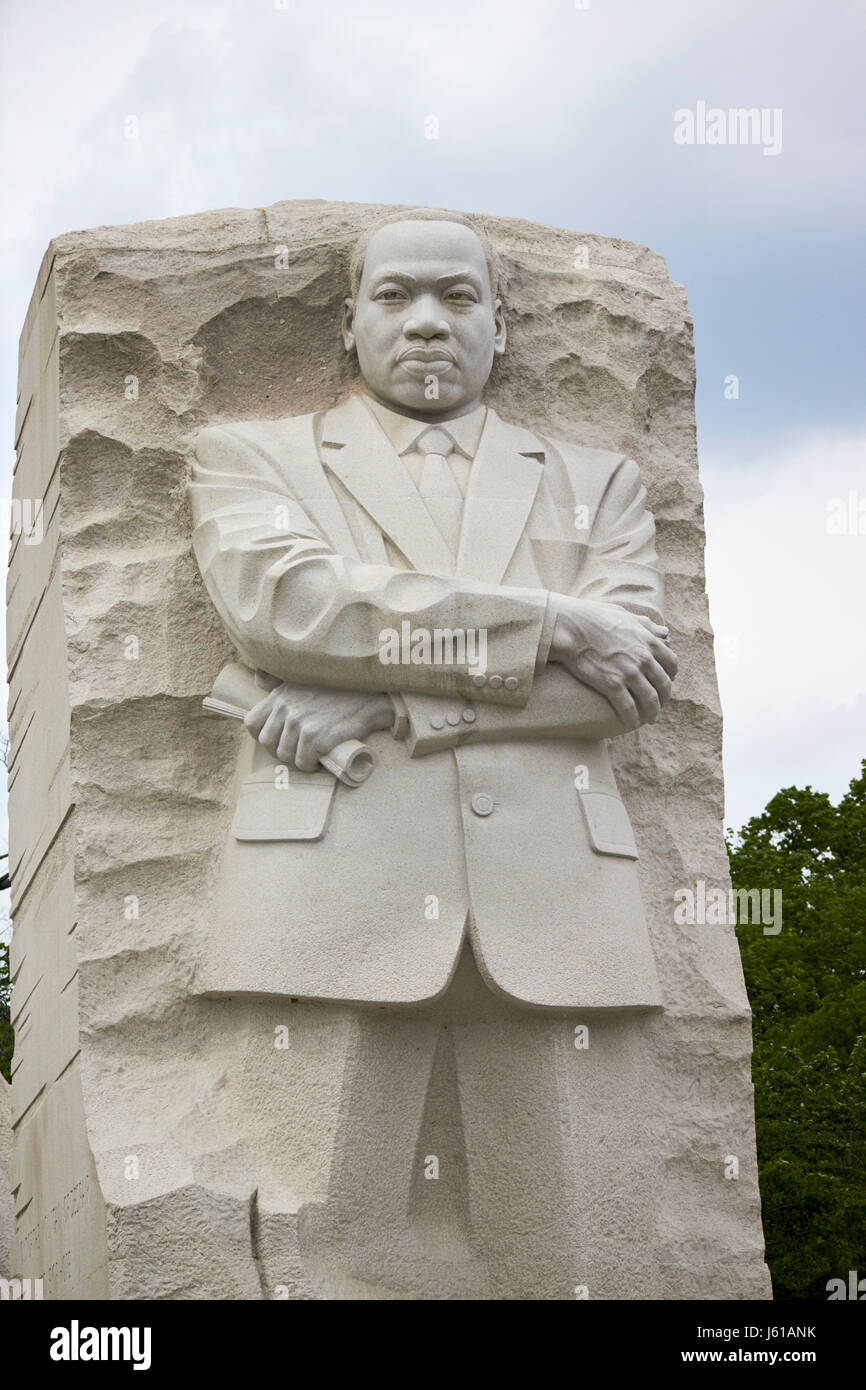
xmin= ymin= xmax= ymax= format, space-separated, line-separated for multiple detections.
xmin=243 ymin=683 xmax=393 ymax=770
xmin=547 ymin=595 xmax=677 ymax=731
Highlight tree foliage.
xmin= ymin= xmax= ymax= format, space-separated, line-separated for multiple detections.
xmin=729 ymin=760 xmax=866 ymax=1299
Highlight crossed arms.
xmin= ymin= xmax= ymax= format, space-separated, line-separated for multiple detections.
xmin=189 ymin=424 xmax=677 ymax=769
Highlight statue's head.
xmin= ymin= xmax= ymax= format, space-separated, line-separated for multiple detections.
xmin=342 ymin=209 xmax=506 ymax=419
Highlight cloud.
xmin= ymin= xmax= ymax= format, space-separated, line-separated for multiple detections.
xmin=722 ymin=694 xmax=866 ymax=833
xmin=3 ymin=0 xmax=862 ymax=277
xmin=703 ymin=431 xmax=866 ymax=824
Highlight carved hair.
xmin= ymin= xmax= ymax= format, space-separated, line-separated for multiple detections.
xmin=347 ymin=207 xmax=501 ymax=302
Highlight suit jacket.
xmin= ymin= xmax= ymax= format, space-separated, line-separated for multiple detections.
xmin=187 ymin=394 xmax=665 ymax=1009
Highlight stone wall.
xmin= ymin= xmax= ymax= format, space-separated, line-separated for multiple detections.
xmin=0 ymin=1075 xmax=13 ymax=1278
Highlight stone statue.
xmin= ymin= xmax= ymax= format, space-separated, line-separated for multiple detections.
xmin=8 ymin=199 xmax=770 ymax=1300
xmin=187 ymin=210 xmax=679 ymax=1296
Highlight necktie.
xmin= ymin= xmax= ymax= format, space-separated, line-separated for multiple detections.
xmin=417 ymin=426 xmax=463 ymax=556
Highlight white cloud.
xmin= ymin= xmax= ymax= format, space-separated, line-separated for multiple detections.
xmin=704 ymin=431 xmax=866 ymax=824
xmin=0 ymin=0 xmax=247 ymax=261
xmin=3 ymin=0 xmax=858 ymax=281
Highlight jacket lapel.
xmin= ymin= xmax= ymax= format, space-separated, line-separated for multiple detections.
xmin=245 ymin=413 xmax=358 ymax=559
xmin=321 ymin=396 xmax=455 ymax=575
xmin=456 ymin=409 xmax=546 ymax=584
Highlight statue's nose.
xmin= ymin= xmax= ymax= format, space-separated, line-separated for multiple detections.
xmin=404 ymin=295 xmax=451 ymax=338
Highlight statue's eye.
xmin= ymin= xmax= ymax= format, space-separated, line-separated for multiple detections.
xmin=375 ymin=287 xmax=406 ymax=302
xmin=445 ymin=288 xmax=478 ymax=304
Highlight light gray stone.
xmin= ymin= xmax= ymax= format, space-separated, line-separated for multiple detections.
xmin=0 ymin=1075 xmax=12 ymax=1278
xmin=8 ymin=199 xmax=770 ymax=1299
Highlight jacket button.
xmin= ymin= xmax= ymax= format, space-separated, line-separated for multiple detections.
xmin=504 ymin=676 xmax=518 ymax=690
xmin=471 ymin=792 xmax=495 ymax=817
xmin=471 ymin=673 xmax=487 ymax=687
xmin=488 ymin=674 xmax=503 ymax=688
xmin=430 ymin=715 xmax=445 ymax=729
xmin=462 ymin=708 xmax=476 ymax=723
xmin=446 ymin=711 xmax=461 ymax=726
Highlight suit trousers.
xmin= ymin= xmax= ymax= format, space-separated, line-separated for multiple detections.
xmin=226 ymin=922 xmax=659 ymax=1300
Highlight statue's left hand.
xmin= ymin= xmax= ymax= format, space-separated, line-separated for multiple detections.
xmin=243 ymin=684 xmax=394 ymax=770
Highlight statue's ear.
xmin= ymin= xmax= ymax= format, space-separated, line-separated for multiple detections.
xmin=341 ymin=298 xmax=356 ymax=353
xmin=493 ymin=298 xmax=507 ymax=357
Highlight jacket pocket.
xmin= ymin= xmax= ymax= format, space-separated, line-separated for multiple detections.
xmin=577 ymin=789 xmax=639 ymax=859
xmin=231 ymin=769 xmax=336 ymax=842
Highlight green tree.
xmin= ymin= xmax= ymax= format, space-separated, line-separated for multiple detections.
xmin=729 ymin=760 xmax=866 ymax=1299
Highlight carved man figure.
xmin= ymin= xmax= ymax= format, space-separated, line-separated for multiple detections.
xmin=188 ymin=209 xmax=677 ymax=1298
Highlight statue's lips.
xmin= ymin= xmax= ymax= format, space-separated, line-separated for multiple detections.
xmin=398 ymin=354 xmax=456 ymax=376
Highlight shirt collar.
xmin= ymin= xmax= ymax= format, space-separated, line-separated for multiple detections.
xmin=362 ymin=393 xmax=487 ymax=459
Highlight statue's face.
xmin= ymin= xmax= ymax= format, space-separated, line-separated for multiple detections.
xmin=342 ymin=220 xmax=506 ymax=418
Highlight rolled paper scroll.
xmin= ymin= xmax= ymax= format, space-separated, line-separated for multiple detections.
xmin=202 ymin=661 xmax=375 ymax=787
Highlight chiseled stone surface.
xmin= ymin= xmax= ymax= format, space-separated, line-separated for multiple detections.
xmin=8 ymin=199 xmax=770 ymax=1298
xmin=0 ymin=1075 xmax=12 ymax=1277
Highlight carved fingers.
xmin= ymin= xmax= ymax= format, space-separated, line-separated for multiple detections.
xmin=243 ymin=684 xmax=392 ymax=767
xmin=549 ymin=597 xmax=678 ymax=730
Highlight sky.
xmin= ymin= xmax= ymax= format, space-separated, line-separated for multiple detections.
xmin=0 ymin=0 xmax=864 ymax=850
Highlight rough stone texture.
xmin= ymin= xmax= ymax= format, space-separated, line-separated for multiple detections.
xmin=8 ymin=199 xmax=770 ymax=1298
xmin=0 ymin=1075 xmax=12 ymax=1277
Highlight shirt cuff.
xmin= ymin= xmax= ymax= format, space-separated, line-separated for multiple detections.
xmin=535 ymin=592 xmax=557 ymax=671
